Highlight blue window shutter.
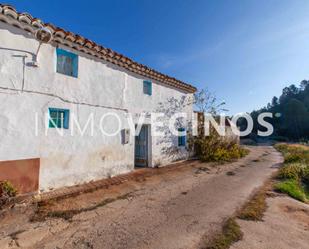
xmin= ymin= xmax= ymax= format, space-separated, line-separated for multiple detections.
xmin=178 ymin=128 xmax=186 ymax=146
xmin=143 ymin=81 xmax=152 ymax=95
xmin=56 ymin=54 xmax=66 ymax=74
xmin=56 ymin=48 xmax=78 ymax=78
xmin=148 ymin=81 xmax=152 ymax=95
xmin=63 ymin=110 xmax=70 ymax=129
xmin=48 ymin=108 xmax=70 ymax=129
xmin=72 ymin=55 xmax=78 ymax=78
xmin=143 ymin=81 xmax=148 ymax=94
xmin=49 ymin=109 xmax=58 ymax=128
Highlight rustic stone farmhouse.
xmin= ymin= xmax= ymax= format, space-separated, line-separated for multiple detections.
xmin=0 ymin=5 xmax=196 ymax=194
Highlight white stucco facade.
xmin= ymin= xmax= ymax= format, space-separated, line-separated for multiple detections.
xmin=0 ymin=22 xmax=194 ymax=192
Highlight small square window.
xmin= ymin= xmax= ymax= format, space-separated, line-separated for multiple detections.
xmin=178 ymin=128 xmax=186 ymax=147
xmin=49 ymin=108 xmax=70 ymax=129
xmin=56 ymin=48 xmax=78 ymax=77
xmin=143 ymin=80 xmax=152 ymax=95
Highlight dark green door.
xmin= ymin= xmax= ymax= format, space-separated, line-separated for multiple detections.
xmin=135 ymin=125 xmax=148 ymax=167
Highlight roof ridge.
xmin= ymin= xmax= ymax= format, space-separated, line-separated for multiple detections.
xmin=0 ymin=4 xmax=197 ymax=93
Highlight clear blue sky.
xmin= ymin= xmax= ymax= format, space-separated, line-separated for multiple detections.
xmin=7 ymin=0 xmax=309 ymax=114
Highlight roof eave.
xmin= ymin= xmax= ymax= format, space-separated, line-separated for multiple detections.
xmin=0 ymin=4 xmax=197 ymax=93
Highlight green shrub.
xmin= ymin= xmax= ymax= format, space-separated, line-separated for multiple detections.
xmin=197 ymin=143 xmax=248 ymax=162
xmin=0 ymin=181 xmax=17 ymax=207
xmin=213 ymin=148 xmax=230 ymax=161
xmin=239 ymin=147 xmax=249 ymax=157
xmin=190 ymin=129 xmax=248 ymax=163
xmin=277 ymin=163 xmax=306 ymax=180
xmin=275 ymin=143 xmax=309 ymax=164
xmin=302 ymin=167 xmax=309 ymax=184
xmin=274 ymin=179 xmax=306 ymax=202
xmin=274 ymin=143 xmax=309 ymax=202
xmin=274 ymin=143 xmax=289 ymax=153
xmin=0 ymin=181 xmax=17 ymax=197
xmin=284 ymin=153 xmax=303 ymax=163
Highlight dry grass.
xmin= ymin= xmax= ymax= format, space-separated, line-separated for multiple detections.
xmin=201 ymin=218 xmax=243 ymax=249
xmin=201 ymin=178 xmax=276 ymax=248
xmin=274 ymin=143 xmax=309 ymax=164
xmin=238 ymin=189 xmax=267 ymax=221
xmin=200 ymin=163 xmax=277 ymax=248
xmin=30 ymin=192 xmax=133 ymax=222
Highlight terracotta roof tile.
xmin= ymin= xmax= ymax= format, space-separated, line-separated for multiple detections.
xmin=0 ymin=4 xmax=196 ymax=93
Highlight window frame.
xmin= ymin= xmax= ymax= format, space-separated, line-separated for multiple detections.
xmin=143 ymin=80 xmax=152 ymax=96
xmin=56 ymin=48 xmax=78 ymax=78
xmin=178 ymin=128 xmax=186 ymax=147
xmin=48 ymin=108 xmax=70 ymax=129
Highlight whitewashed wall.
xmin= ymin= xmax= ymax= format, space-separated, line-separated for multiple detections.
xmin=0 ymin=22 xmax=193 ymax=192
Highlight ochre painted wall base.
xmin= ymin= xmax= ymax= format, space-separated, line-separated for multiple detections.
xmin=0 ymin=158 xmax=40 ymax=194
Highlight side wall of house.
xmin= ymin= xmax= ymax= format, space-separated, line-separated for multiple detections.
xmin=0 ymin=22 xmax=193 ymax=192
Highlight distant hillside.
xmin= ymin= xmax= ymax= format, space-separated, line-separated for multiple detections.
xmin=248 ymin=80 xmax=309 ymax=141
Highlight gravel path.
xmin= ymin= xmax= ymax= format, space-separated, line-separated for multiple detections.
xmin=0 ymin=146 xmax=283 ymax=249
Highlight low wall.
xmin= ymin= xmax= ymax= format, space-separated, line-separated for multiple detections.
xmin=0 ymin=158 xmax=40 ymax=194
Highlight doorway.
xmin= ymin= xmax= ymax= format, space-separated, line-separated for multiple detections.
xmin=134 ymin=125 xmax=150 ymax=167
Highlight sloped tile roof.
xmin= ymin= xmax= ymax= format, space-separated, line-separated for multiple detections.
xmin=0 ymin=4 xmax=197 ymax=93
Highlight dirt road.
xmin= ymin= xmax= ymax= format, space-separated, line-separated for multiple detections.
xmin=232 ymin=196 xmax=309 ymax=249
xmin=0 ymin=146 xmax=282 ymax=249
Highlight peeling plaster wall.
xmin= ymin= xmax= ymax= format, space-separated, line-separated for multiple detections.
xmin=0 ymin=22 xmax=193 ymax=192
